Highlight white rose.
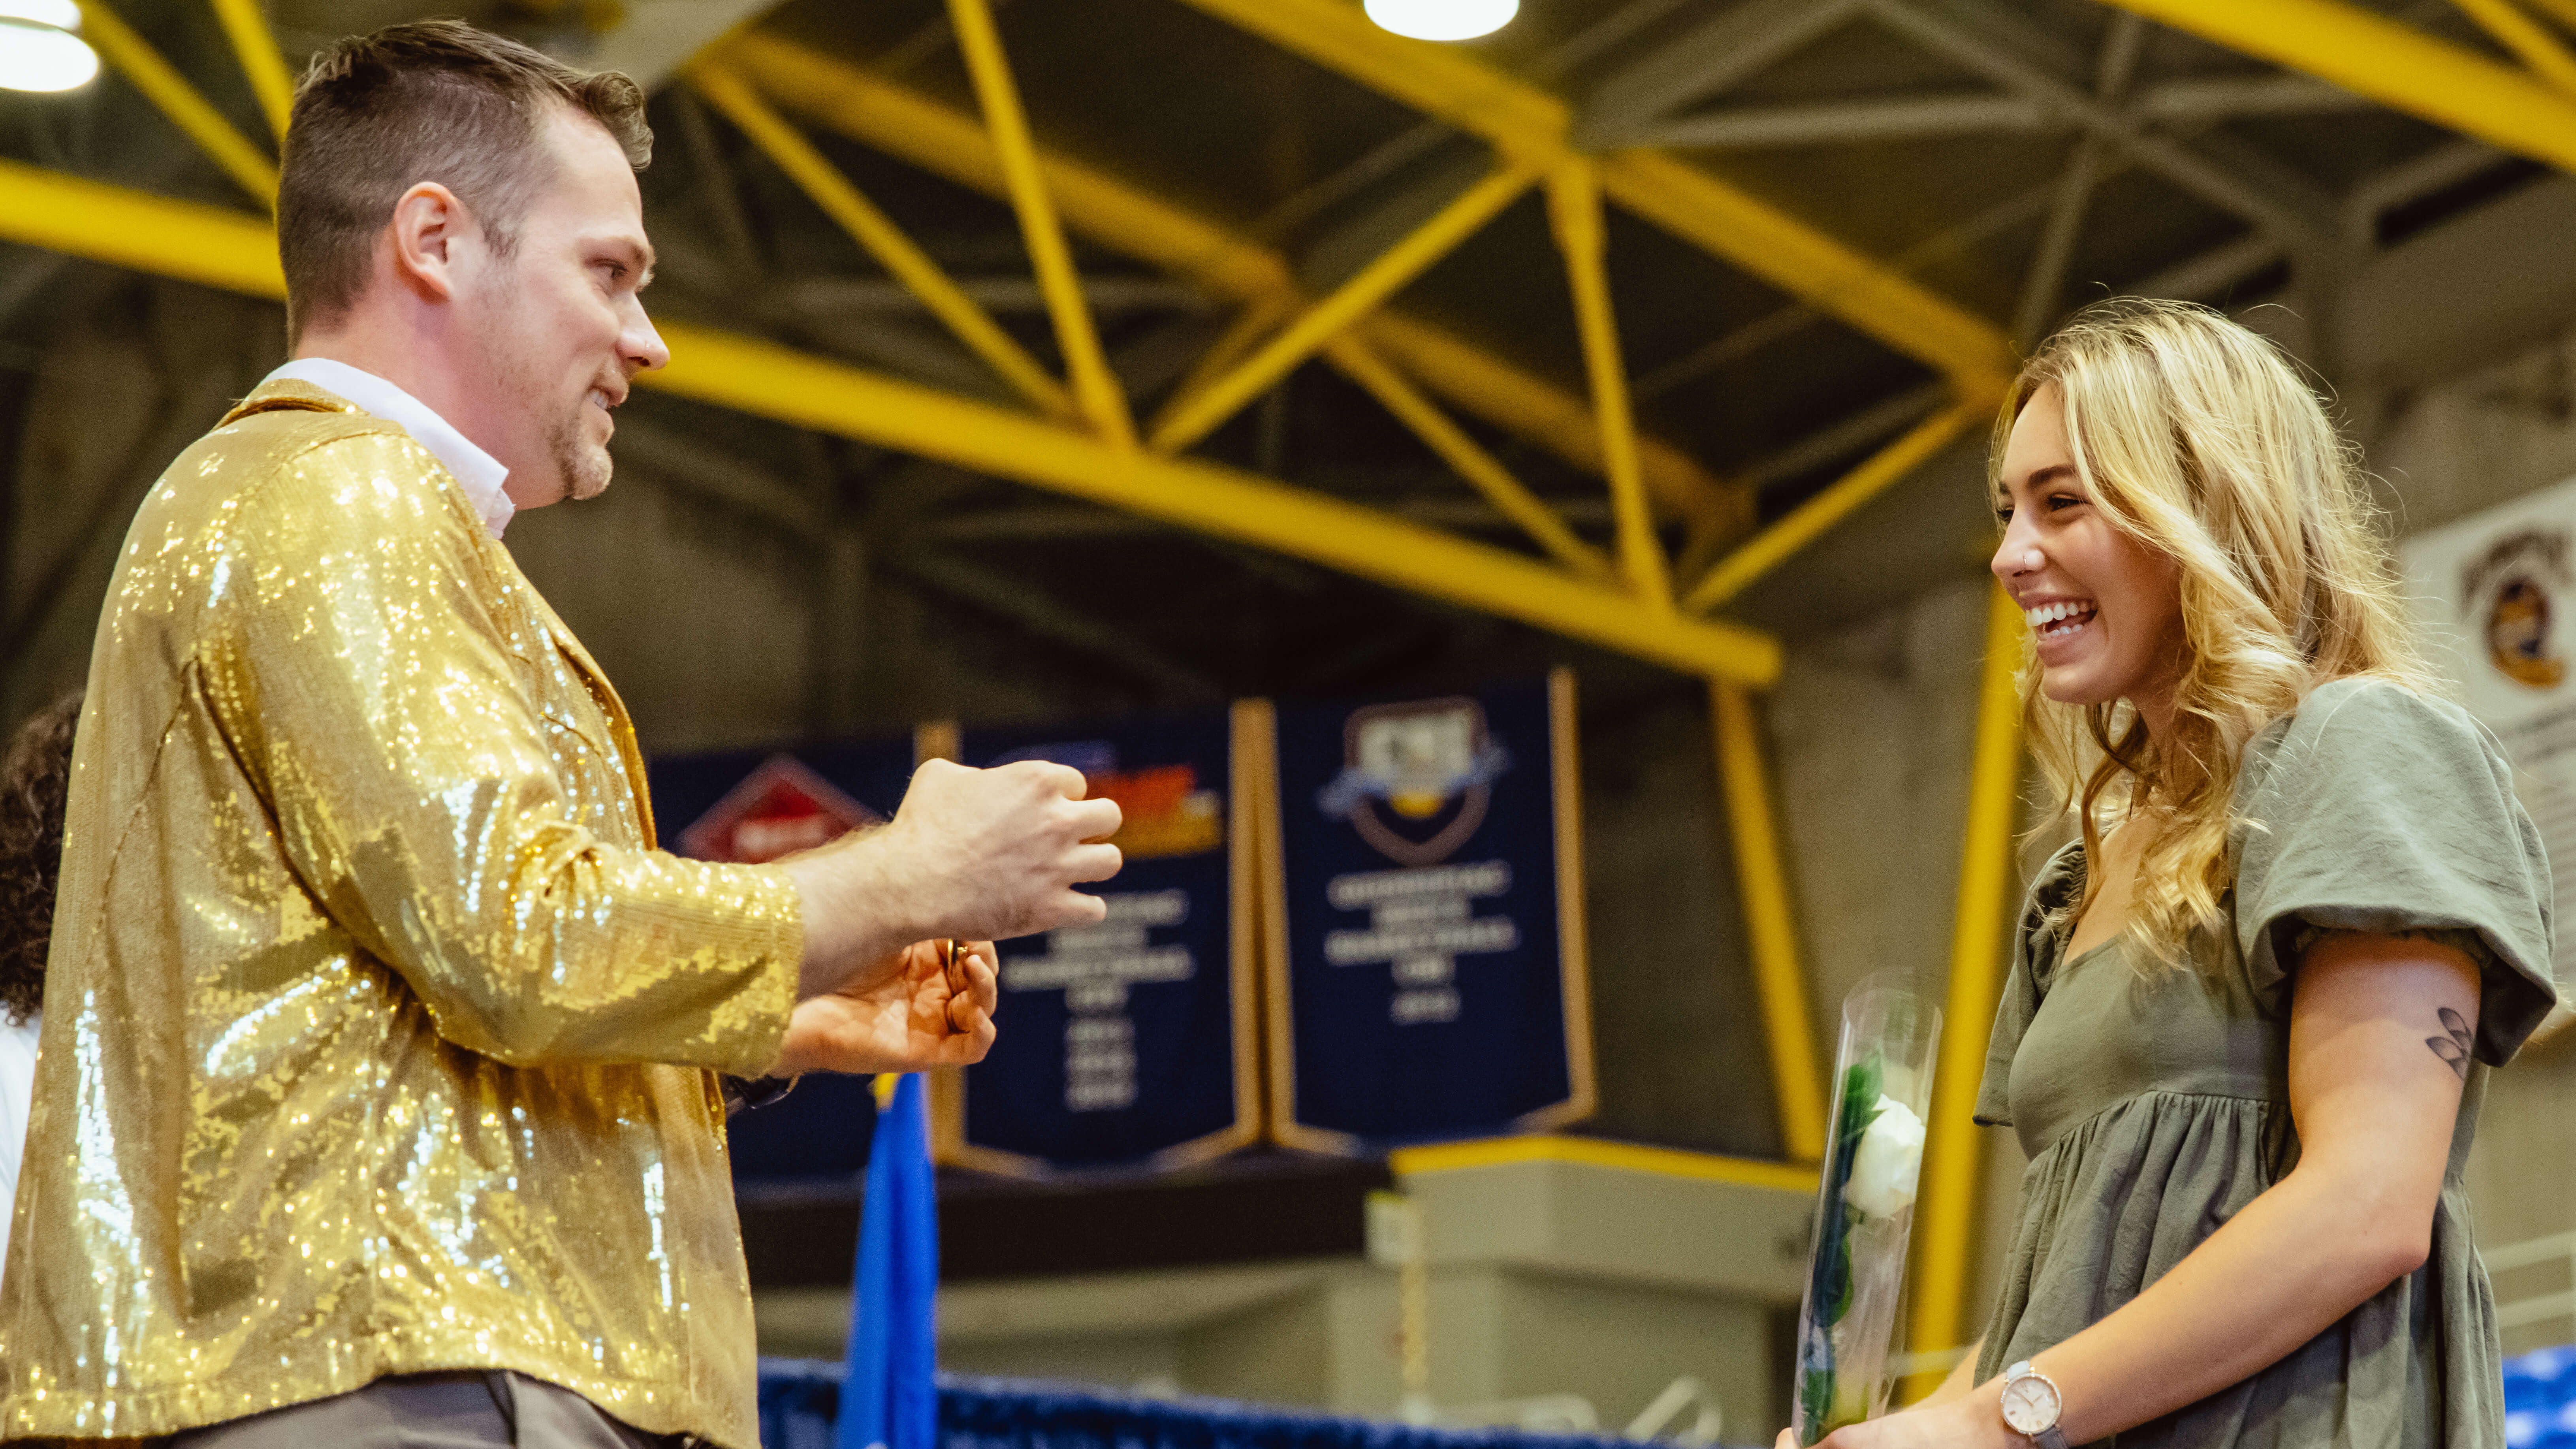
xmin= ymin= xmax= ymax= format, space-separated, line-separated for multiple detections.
xmin=1844 ymin=1094 xmax=1926 ymax=1219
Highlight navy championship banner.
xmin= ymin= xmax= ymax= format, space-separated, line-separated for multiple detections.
xmin=649 ymin=732 xmax=927 ymax=1185
xmin=926 ymin=706 xmax=1262 ymax=1175
xmin=1262 ymin=669 xmax=1594 ymax=1153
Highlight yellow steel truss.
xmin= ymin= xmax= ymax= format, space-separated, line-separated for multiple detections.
xmin=1147 ymin=160 xmax=1539 ymax=455
xmin=0 ymin=157 xmax=1782 ymax=685
xmin=1549 ymin=159 xmax=1672 ymax=610
xmin=1710 ymin=681 xmax=1828 ymax=1163
xmin=207 ymin=0 xmax=294 ymax=141
xmin=2448 ymin=0 xmax=2576 ymax=95
xmin=948 ymin=0 xmax=1136 ymax=446
xmin=718 ymin=32 xmax=1746 ymax=536
xmin=1685 ymin=401 xmax=1985 ymax=615
xmin=1323 ymin=334 xmax=1616 ymax=583
xmin=2097 ymin=0 xmax=2576 ymax=171
xmin=1905 ymin=584 xmax=2031 ymax=1396
xmin=1164 ymin=0 xmax=2019 ymax=396
xmin=73 ymin=0 xmax=277 ymax=208
xmin=687 ymin=60 xmax=1080 ymax=422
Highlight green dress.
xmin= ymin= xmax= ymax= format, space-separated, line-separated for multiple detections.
xmin=1973 ymin=678 xmax=2559 ymax=1448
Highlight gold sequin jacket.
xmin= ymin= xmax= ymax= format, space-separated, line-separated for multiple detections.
xmin=0 ymin=380 xmax=803 ymax=1447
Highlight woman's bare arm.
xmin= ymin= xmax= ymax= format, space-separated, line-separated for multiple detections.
xmin=1806 ymin=932 xmax=2476 ymax=1449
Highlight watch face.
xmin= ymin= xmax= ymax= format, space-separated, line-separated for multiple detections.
xmin=2001 ymin=1374 xmax=2062 ymax=1434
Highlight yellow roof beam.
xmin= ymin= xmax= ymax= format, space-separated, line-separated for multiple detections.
xmin=1600 ymin=152 xmax=2014 ymax=395
xmin=207 ymin=0 xmax=296 ymax=143
xmin=0 ymin=159 xmax=1781 ymax=685
xmin=718 ymin=30 xmax=1742 ymax=535
xmin=1904 ymin=583 xmax=2031 ymax=1393
xmin=75 ymin=0 xmax=277 ymax=209
xmin=1148 ymin=161 xmax=1537 ymax=454
xmin=651 ymin=326 xmax=1777 ymax=681
xmin=728 ymin=32 xmax=1291 ymax=301
xmin=1164 ymin=0 xmax=2017 ymax=391
xmin=1549 ymin=160 xmax=1671 ymax=610
xmin=1684 ymin=399 xmax=1986 ymax=614
xmin=1357 ymin=313 xmax=1743 ymax=539
xmin=1323 ymin=334 xmax=1615 ymax=583
xmin=2095 ymin=0 xmax=2576 ymax=173
xmin=688 ymin=60 xmax=1079 ymax=422
xmin=2448 ymin=0 xmax=2576 ymax=96
xmin=0 ymin=159 xmax=281 ymax=294
xmin=1711 ymin=680 xmax=1827 ymax=1162
xmin=946 ymin=0 xmax=1135 ymax=446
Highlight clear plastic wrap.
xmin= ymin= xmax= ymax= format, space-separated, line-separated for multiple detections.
xmin=1792 ymin=974 xmax=1942 ymax=1445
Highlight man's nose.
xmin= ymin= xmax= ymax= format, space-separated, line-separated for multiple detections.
xmin=625 ymin=303 xmax=670 ymax=374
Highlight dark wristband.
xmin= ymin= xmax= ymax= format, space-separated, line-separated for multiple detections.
xmin=721 ymin=1074 xmax=798 ymax=1117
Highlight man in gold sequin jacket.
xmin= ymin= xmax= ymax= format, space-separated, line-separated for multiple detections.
xmin=0 ymin=21 xmax=1124 ymax=1448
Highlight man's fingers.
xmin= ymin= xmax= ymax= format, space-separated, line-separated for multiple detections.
xmin=999 ymin=759 xmax=1088 ymax=801
xmin=946 ymin=954 xmax=998 ymax=1035
xmin=1064 ymin=797 xmax=1122 ymax=842
xmin=1048 ymin=890 xmax=1109 ymax=928
xmin=1067 ymin=842 xmax=1123 ymax=885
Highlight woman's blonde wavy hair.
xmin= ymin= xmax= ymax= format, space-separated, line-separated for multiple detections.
xmin=2001 ymin=298 xmax=2435 ymax=967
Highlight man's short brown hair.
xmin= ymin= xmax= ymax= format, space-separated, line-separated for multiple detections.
xmin=279 ymin=18 xmax=653 ymax=341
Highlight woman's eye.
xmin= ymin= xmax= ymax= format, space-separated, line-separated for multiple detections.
xmin=1993 ymin=505 xmax=2014 ymax=525
xmin=2045 ymin=493 xmax=2083 ymax=511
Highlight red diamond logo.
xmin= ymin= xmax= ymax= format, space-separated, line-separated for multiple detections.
xmin=677 ymin=754 xmax=883 ymax=864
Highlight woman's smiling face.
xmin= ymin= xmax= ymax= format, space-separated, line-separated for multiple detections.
xmin=1992 ymin=384 xmax=2188 ymax=722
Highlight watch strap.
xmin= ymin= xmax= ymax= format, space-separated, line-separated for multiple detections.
xmin=2032 ymin=1428 xmax=2069 ymax=1449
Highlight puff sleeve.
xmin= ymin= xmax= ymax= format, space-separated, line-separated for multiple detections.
xmin=2233 ymin=677 xmax=2556 ymax=1065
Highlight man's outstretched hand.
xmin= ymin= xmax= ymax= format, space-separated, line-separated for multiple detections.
xmin=772 ymin=938 xmax=999 ymax=1075
xmin=784 ymin=757 xmax=1122 ymax=1000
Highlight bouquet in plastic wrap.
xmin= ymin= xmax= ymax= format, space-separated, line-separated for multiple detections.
xmin=1792 ymin=974 xmax=1940 ymax=1445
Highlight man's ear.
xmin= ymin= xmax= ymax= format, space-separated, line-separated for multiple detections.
xmin=387 ymin=182 xmax=470 ymax=304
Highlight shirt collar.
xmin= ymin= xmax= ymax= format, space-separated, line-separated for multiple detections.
xmin=258 ymin=358 xmax=516 ymax=540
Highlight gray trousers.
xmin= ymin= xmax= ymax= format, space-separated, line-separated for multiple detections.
xmin=162 ymin=1372 xmax=693 ymax=1448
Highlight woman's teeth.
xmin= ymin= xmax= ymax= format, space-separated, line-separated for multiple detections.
xmin=2025 ymin=600 xmax=2096 ymax=638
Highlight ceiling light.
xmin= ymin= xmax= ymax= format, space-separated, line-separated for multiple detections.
xmin=1364 ymin=0 xmax=1518 ymax=42
xmin=0 ymin=0 xmax=96 ymax=94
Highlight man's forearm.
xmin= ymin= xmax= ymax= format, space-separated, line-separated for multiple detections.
xmin=781 ymin=832 xmax=924 ymax=1001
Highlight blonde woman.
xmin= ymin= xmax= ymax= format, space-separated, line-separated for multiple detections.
xmin=1801 ymin=299 xmax=2555 ymax=1449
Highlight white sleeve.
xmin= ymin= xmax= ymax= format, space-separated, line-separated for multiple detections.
xmin=0 ymin=1011 xmax=40 ymax=1287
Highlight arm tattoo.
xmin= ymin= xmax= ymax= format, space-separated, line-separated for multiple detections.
xmin=2425 ymin=1007 xmax=2473 ymax=1078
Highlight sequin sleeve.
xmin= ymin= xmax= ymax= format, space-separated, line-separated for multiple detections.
xmin=195 ymin=433 xmax=800 ymax=1073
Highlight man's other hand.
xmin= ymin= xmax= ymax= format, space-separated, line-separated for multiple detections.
xmin=881 ymin=758 xmax=1123 ymax=941
xmin=772 ymin=939 xmax=999 ymax=1076
xmin=784 ymin=758 xmax=1121 ymax=1000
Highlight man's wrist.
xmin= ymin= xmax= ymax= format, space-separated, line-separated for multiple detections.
xmin=785 ymin=830 xmax=925 ymax=998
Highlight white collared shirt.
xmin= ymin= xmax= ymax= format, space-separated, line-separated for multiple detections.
xmin=258 ymin=357 xmax=515 ymax=539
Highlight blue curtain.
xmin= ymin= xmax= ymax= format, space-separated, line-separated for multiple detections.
xmin=758 ymin=1362 xmax=1722 ymax=1449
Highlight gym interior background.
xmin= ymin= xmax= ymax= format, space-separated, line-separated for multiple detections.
xmin=10 ymin=0 xmax=2576 ymax=1440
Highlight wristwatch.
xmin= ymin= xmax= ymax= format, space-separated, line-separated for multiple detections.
xmin=2000 ymin=1360 xmax=2068 ymax=1449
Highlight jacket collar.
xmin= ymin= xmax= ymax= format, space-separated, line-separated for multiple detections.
xmin=236 ymin=361 xmax=515 ymax=539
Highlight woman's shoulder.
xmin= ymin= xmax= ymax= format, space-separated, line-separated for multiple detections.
xmin=2013 ymin=838 xmax=2087 ymax=959
xmin=2246 ymin=676 xmax=2502 ymax=797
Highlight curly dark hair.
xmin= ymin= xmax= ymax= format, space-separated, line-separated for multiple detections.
xmin=0 ymin=691 xmax=81 ymax=1026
